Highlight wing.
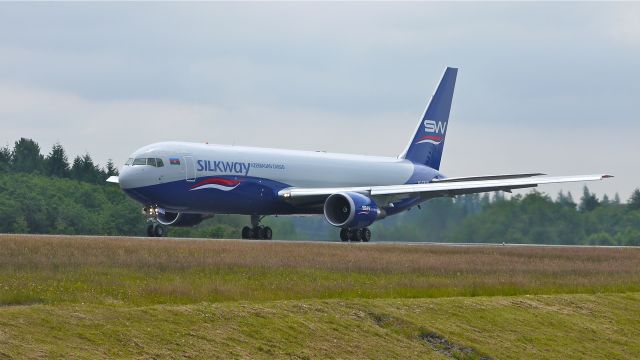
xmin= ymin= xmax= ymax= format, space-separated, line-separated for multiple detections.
xmin=279 ymin=174 xmax=612 ymax=205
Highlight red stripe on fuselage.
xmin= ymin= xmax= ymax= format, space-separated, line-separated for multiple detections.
xmin=191 ymin=178 xmax=241 ymax=189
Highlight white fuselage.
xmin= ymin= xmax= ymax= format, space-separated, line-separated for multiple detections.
xmin=118 ymin=142 xmax=442 ymax=215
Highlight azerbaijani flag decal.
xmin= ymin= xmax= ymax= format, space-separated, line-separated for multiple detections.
xmin=169 ymin=158 xmax=181 ymax=165
xmin=190 ymin=177 xmax=241 ymax=191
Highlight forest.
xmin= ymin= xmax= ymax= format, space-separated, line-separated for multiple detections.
xmin=1 ymin=138 xmax=638 ymax=245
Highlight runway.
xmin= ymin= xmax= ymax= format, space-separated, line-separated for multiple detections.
xmin=2 ymin=233 xmax=638 ymax=249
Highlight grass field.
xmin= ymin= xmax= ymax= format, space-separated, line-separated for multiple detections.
xmin=1 ymin=234 xmax=639 ymax=359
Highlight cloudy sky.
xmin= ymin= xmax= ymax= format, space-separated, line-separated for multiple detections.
xmin=0 ymin=2 xmax=638 ymax=199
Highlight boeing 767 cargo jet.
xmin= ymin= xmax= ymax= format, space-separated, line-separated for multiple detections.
xmin=108 ymin=67 xmax=611 ymax=241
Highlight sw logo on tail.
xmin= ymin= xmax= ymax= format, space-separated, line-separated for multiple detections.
xmin=415 ymin=120 xmax=447 ymax=145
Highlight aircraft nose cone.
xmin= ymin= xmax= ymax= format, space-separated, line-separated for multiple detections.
xmin=118 ymin=167 xmax=134 ymax=189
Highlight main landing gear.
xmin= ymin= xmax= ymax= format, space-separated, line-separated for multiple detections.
xmin=241 ymin=215 xmax=273 ymax=240
xmin=340 ymin=228 xmax=371 ymax=242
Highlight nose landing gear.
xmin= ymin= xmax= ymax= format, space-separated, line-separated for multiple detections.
xmin=143 ymin=206 xmax=167 ymax=237
xmin=340 ymin=228 xmax=371 ymax=242
xmin=241 ymin=215 xmax=273 ymax=240
xmin=146 ymin=219 xmax=167 ymax=238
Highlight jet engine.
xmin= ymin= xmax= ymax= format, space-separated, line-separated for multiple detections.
xmin=156 ymin=208 xmax=208 ymax=227
xmin=323 ymin=192 xmax=384 ymax=229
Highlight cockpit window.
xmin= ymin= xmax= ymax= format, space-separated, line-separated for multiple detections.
xmin=130 ymin=157 xmax=165 ymax=167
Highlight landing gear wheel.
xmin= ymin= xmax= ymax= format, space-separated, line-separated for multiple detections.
xmin=349 ymin=229 xmax=362 ymax=242
xmin=360 ymin=228 xmax=371 ymax=242
xmin=147 ymin=224 xmax=155 ymax=237
xmin=244 ymin=215 xmax=273 ymax=240
xmin=340 ymin=228 xmax=349 ymax=242
xmin=251 ymin=226 xmax=260 ymax=239
xmin=242 ymin=226 xmax=252 ymax=239
xmin=153 ymin=224 xmax=166 ymax=237
xmin=263 ymin=226 xmax=273 ymax=240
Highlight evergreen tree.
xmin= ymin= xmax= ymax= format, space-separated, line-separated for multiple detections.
xmin=480 ymin=193 xmax=491 ymax=207
xmin=0 ymin=145 xmax=11 ymax=172
xmin=614 ymin=193 xmax=621 ymax=205
xmin=11 ymin=138 xmax=44 ymax=173
xmin=579 ymin=186 xmax=599 ymax=212
xmin=628 ymin=189 xmax=640 ymax=211
xmin=105 ymin=159 xmax=118 ymax=176
xmin=71 ymin=154 xmax=102 ymax=183
xmin=45 ymin=143 xmax=70 ymax=178
xmin=70 ymin=155 xmax=83 ymax=180
xmin=557 ymin=190 xmax=577 ymax=209
xmin=602 ymin=194 xmax=610 ymax=205
xmin=492 ymin=191 xmax=506 ymax=202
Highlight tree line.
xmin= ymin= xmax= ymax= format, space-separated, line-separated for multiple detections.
xmin=371 ymin=188 xmax=640 ymax=246
xmin=0 ymin=138 xmax=117 ymax=184
xmin=0 ymin=138 xmax=638 ymax=245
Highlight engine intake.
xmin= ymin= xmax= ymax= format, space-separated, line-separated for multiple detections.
xmin=323 ymin=192 xmax=381 ymax=229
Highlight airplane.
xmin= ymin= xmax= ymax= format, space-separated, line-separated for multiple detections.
xmin=107 ymin=67 xmax=612 ymax=241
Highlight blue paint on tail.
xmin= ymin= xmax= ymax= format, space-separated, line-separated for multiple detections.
xmin=402 ymin=67 xmax=458 ymax=170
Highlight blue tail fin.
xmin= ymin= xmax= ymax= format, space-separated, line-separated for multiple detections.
xmin=401 ymin=67 xmax=458 ymax=170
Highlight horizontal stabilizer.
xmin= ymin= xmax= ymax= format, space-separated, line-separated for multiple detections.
xmin=106 ymin=176 xmax=119 ymax=184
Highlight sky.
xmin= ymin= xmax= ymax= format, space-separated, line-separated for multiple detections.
xmin=0 ymin=2 xmax=638 ymax=200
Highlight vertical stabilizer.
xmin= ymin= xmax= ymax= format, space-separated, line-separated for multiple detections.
xmin=401 ymin=67 xmax=458 ymax=170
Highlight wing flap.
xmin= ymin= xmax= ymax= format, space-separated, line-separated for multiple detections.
xmin=431 ymin=173 xmax=545 ymax=183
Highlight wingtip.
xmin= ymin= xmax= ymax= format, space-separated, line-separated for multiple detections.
xmin=602 ymin=174 xmax=614 ymax=179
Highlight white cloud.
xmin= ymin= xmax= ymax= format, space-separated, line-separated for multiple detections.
xmin=607 ymin=3 xmax=640 ymax=46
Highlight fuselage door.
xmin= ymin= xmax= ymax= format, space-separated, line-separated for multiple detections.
xmin=184 ymin=155 xmax=196 ymax=182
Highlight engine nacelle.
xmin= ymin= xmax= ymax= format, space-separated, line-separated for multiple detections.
xmin=323 ymin=192 xmax=382 ymax=229
xmin=156 ymin=208 xmax=208 ymax=227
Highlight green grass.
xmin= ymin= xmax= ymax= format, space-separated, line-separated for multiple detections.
xmin=1 ymin=293 xmax=639 ymax=359
xmin=1 ymin=235 xmax=640 ymax=359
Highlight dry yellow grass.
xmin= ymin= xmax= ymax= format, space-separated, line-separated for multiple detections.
xmin=1 ymin=234 xmax=639 ymax=305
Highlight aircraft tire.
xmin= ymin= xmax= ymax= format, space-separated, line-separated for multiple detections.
xmin=241 ymin=226 xmax=251 ymax=239
xmin=153 ymin=225 xmax=165 ymax=237
xmin=258 ymin=226 xmax=267 ymax=239
xmin=340 ymin=228 xmax=349 ymax=242
xmin=263 ymin=226 xmax=273 ymax=240
xmin=147 ymin=224 xmax=155 ymax=237
xmin=251 ymin=226 xmax=262 ymax=239
xmin=361 ymin=228 xmax=371 ymax=242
